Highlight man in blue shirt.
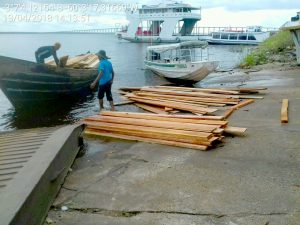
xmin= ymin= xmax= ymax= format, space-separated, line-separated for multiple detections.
xmin=35 ymin=42 xmax=61 ymax=66
xmin=90 ymin=50 xmax=115 ymax=111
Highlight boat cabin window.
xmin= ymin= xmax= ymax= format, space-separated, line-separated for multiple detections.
xmin=152 ymin=52 xmax=160 ymax=60
xmin=181 ymin=49 xmax=191 ymax=62
xmin=229 ymin=34 xmax=238 ymax=40
xmin=248 ymin=35 xmax=256 ymax=40
xmin=183 ymin=8 xmax=191 ymax=12
xmin=221 ymin=34 xmax=229 ymax=39
xmin=238 ymin=34 xmax=247 ymax=40
xmin=212 ymin=33 xmax=220 ymax=39
xmin=173 ymin=8 xmax=184 ymax=12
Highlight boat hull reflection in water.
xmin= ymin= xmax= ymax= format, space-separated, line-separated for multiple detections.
xmin=1 ymin=95 xmax=95 ymax=130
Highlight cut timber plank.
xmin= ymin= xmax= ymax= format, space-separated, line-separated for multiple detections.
xmin=133 ymin=92 xmax=239 ymax=105
xmin=101 ymin=111 xmax=225 ymax=121
xmin=238 ymin=95 xmax=264 ymax=99
xmin=231 ymin=99 xmax=254 ymax=110
xmin=85 ymin=116 xmax=221 ymax=132
xmin=128 ymin=95 xmax=218 ymax=114
xmin=224 ymin=126 xmax=247 ymax=136
xmin=114 ymin=100 xmax=134 ymax=106
xmin=146 ymin=97 xmax=209 ymax=108
xmin=227 ymin=87 xmax=267 ymax=93
xmin=165 ymin=107 xmax=173 ymax=112
xmin=223 ymin=108 xmax=235 ymax=119
xmin=87 ymin=59 xmax=99 ymax=68
xmin=66 ymin=54 xmax=91 ymax=67
xmin=281 ymin=99 xmax=289 ymax=123
xmin=154 ymin=86 xmax=240 ymax=95
xmin=85 ymin=128 xmax=208 ymax=151
xmin=85 ymin=122 xmax=213 ymax=145
xmin=119 ymin=90 xmax=129 ymax=95
xmin=140 ymin=87 xmax=240 ymax=99
xmin=134 ymin=103 xmax=169 ymax=114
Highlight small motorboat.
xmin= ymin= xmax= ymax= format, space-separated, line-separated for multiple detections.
xmin=0 ymin=55 xmax=98 ymax=107
xmin=207 ymin=26 xmax=271 ymax=45
xmin=144 ymin=41 xmax=219 ymax=83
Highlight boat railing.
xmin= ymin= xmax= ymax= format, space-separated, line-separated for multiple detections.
xmin=147 ymin=47 xmax=210 ymax=63
xmin=172 ymin=26 xmax=278 ymax=36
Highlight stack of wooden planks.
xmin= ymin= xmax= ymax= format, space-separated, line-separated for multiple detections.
xmin=46 ymin=53 xmax=99 ymax=69
xmin=119 ymin=86 xmax=266 ymax=116
xmin=84 ymin=111 xmax=247 ymax=151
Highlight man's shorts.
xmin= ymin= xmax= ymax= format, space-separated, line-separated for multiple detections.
xmin=98 ymin=81 xmax=113 ymax=101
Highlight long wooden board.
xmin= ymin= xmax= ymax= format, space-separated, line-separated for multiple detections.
xmin=281 ymin=99 xmax=289 ymax=123
xmin=231 ymin=99 xmax=254 ymax=110
xmin=85 ymin=116 xmax=221 ymax=132
xmin=113 ymin=100 xmax=134 ymax=106
xmin=85 ymin=128 xmax=208 ymax=150
xmin=134 ymin=103 xmax=169 ymax=114
xmin=128 ymin=95 xmax=218 ymax=114
xmin=135 ymin=95 xmax=225 ymax=107
xmin=154 ymin=86 xmax=240 ymax=95
xmin=132 ymin=92 xmax=239 ymax=104
xmin=223 ymin=108 xmax=235 ymax=119
xmin=141 ymin=87 xmax=240 ymax=99
xmin=100 ymin=111 xmax=225 ymax=121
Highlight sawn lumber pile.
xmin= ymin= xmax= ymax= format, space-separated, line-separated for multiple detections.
xmin=84 ymin=86 xmax=266 ymax=151
xmin=119 ymin=86 xmax=266 ymax=116
xmin=84 ymin=111 xmax=247 ymax=151
xmin=46 ymin=53 xmax=99 ymax=69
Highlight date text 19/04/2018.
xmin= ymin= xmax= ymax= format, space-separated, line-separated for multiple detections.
xmin=5 ymin=14 xmax=90 ymax=23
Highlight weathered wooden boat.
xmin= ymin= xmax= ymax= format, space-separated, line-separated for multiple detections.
xmin=144 ymin=41 xmax=219 ymax=84
xmin=0 ymin=56 xmax=97 ymax=107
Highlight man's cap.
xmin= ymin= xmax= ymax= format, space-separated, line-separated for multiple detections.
xmin=96 ymin=50 xmax=110 ymax=59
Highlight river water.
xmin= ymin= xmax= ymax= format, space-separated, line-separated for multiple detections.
xmin=0 ymin=33 xmax=251 ymax=131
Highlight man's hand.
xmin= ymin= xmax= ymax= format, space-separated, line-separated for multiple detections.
xmin=109 ymin=79 xmax=113 ymax=85
xmin=90 ymin=81 xmax=97 ymax=90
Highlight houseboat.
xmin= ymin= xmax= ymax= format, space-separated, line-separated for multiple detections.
xmin=117 ymin=3 xmax=202 ymax=43
xmin=207 ymin=26 xmax=271 ymax=45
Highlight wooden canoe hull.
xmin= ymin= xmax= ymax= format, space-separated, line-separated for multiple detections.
xmin=0 ymin=56 xmax=97 ymax=106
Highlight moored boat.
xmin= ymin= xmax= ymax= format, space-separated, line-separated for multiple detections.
xmin=0 ymin=56 xmax=97 ymax=107
xmin=118 ymin=3 xmax=202 ymax=43
xmin=207 ymin=26 xmax=271 ymax=45
xmin=144 ymin=41 xmax=219 ymax=83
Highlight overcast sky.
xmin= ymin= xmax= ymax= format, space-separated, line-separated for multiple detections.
xmin=0 ymin=0 xmax=299 ymax=32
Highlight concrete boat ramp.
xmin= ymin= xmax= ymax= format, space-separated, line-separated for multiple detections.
xmin=46 ymin=67 xmax=300 ymax=225
xmin=0 ymin=125 xmax=84 ymax=225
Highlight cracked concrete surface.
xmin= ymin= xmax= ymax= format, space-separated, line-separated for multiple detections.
xmin=46 ymin=68 xmax=300 ymax=225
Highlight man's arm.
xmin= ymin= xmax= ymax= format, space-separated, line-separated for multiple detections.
xmin=35 ymin=51 xmax=39 ymax=63
xmin=53 ymin=51 xmax=59 ymax=66
xmin=90 ymin=70 xmax=103 ymax=89
xmin=111 ymin=69 xmax=114 ymax=83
